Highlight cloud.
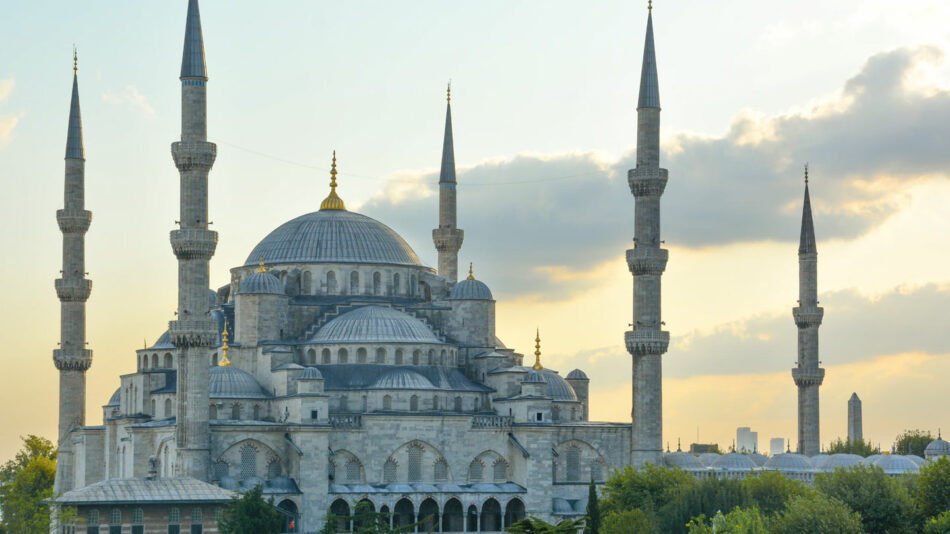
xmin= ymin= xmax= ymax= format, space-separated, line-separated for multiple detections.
xmin=0 ymin=78 xmax=13 ymax=103
xmin=360 ymin=47 xmax=950 ymax=299
xmin=0 ymin=78 xmax=19 ymax=146
xmin=103 ymin=85 xmax=155 ymax=118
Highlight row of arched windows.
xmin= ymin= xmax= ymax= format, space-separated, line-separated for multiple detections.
xmin=329 ymin=497 xmax=525 ymax=533
xmin=213 ymin=445 xmax=282 ymax=481
xmin=140 ymin=352 xmax=175 ymax=370
xmin=297 ymin=269 xmax=419 ymax=298
xmin=556 ymin=445 xmax=607 ymax=482
xmin=305 ymin=347 xmax=457 ymax=366
xmin=344 ymin=393 xmax=481 ymax=413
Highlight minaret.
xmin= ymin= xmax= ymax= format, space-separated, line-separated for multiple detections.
xmin=626 ymin=2 xmax=669 ymax=467
xmin=848 ymin=393 xmax=862 ymax=442
xmin=792 ymin=166 xmax=824 ymax=456
xmin=53 ymin=49 xmax=93 ymax=494
xmin=432 ymin=83 xmax=464 ymax=282
xmin=169 ymin=0 xmax=217 ymax=480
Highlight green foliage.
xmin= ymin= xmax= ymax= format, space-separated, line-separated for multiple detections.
xmin=895 ymin=429 xmax=935 ymax=456
xmin=917 ymin=457 xmax=950 ymax=520
xmin=601 ymin=463 xmax=696 ymax=518
xmin=600 ymin=509 xmax=653 ymax=534
xmin=770 ymin=493 xmax=863 ymax=534
xmin=321 ymin=501 xmax=418 ymax=534
xmin=0 ymin=435 xmax=58 ymax=534
xmin=217 ymin=485 xmax=284 ymax=534
xmin=814 ymin=463 xmax=919 ymax=534
xmin=686 ymin=506 xmax=769 ymax=534
xmin=585 ymin=479 xmax=601 ymax=534
xmin=743 ymin=470 xmax=811 ymax=517
xmin=923 ymin=510 xmax=950 ymax=534
xmin=506 ymin=517 xmax=586 ymax=534
xmin=658 ymin=477 xmax=750 ymax=534
xmin=826 ymin=438 xmax=881 ymax=457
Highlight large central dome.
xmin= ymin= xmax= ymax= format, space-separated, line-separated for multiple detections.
xmin=244 ymin=210 xmax=424 ymax=268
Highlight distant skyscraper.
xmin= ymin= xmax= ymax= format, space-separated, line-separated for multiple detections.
xmin=770 ymin=437 xmax=785 ymax=456
xmin=737 ymin=427 xmax=758 ymax=453
xmin=848 ymin=392 xmax=863 ymax=442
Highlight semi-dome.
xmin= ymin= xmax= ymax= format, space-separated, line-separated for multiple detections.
xmin=522 ymin=371 xmax=546 ymax=384
xmin=106 ymin=388 xmax=121 ymax=407
xmin=764 ymin=453 xmax=812 ymax=471
xmin=210 ymin=366 xmax=271 ymax=399
xmin=874 ymin=455 xmax=919 ymax=475
xmin=711 ymin=453 xmax=755 ymax=471
xmin=371 ymin=369 xmax=437 ymax=390
xmin=566 ymin=369 xmax=589 ymax=380
xmin=244 ymin=210 xmax=423 ymax=268
xmin=299 ymin=367 xmax=324 ymax=380
xmin=237 ymin=271 xmax=284 ymax=295
xmin=664 ymin=451 xmax=703 ymax=470
xmin=310 ymin=306 xmax=441 ymax=344
xmin=448 ymin=278 xmax=493 ymax=300
xmin=925 ymin=436 xmax=950 ymax=459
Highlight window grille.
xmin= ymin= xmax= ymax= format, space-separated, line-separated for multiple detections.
xmin=408 ymin=445 xmax=423 ymax=482
xmin=469 ymin=460 xmax=484 ymax=482
xmin=383 ymin=459 xmax=397 ymax=483
xmin=566 ymin=446 xmax=581 ymax=482
xmin=240 ymin=446 xmax=257 ymax=479
xmin=346 ymin=459 xmax=361 ymax=483
xmin=434 ymin=459 xmax=448 ymax=482
xmin=133 ymin=508 xmax=144 ymax=524
xmin=214 ymin=461 xmax=229 ymax=480
xmin=493 ymin=459 xmax=507 ymax=482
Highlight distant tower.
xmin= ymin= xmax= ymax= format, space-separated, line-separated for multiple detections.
xmin=169 ymin=0 xmax=217 ymax=480
xmin=627 ymin=2 xmax=669 ymax=466
xmin=432 ymin=83 xmax=464 ymax=282
xmin=848 ymin=393 xmax=863 ymax=442
xmin=53 ymin=49 xmax=93 ymax=494
xmin=792 ymin=166 xmax=825 ymax=456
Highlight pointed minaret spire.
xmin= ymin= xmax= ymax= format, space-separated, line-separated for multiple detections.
xmin=66 ymin=48 xmax=84 ymax=160
xmin=799 ymin=165 xmax=816 ymax=255
xmin=180 ymin=0 xmax=207 ymax=79
xmin=433 ymin=82 xmax=464 ymax=282
xmin=638 ymin=3 xmax=660 ymax=110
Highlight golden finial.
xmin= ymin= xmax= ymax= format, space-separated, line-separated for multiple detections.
xmin=447 ymin=81 xmax=451 ymax=103
xmin=73 ymin=46 xmax=78 ymax=74
xmin=258 ymin=255 xmax=266 ymax=273
xmin=320 ymin=150 xmax=346 ymax=211
xmin=648 ymin=0 xmax=652 ymax=13
xmin=804 ymin=163 xmax=809 ymax=185
xmin=467 ymin=262 xmax=475 ymax=280
xmin=143 ymin=338 xmax=147 ymax=350
xmin=532 ymin=328 xmax=543 ymax=370
xmin=219 ymin=320 xmax=231 ymax=367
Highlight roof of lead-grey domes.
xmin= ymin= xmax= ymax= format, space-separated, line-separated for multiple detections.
xmin=237 ymin=271 xmax=284 ymax=295
xmin=874 ymin=455 xmax=919 ymax=474
xmin=764 ymin=453 xmax=812 ymax=471
xmin=309 ymin=306 xmax=441 ymax=344
xmin=448 ymin=278 xmax=493 ymax=300
xmin=312 ymin=364 xmax=492 ymax=393
xmin=663 ymin=452 xmax=704 ymax=470
xmin=209 ymin=366 xmax=271 ymax=399
xmin=244 ymin=210 xmax=424 ymax=268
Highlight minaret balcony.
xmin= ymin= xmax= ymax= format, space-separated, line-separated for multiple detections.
xmin=432 ymin=228 xmax=464 ymax=252
xmin=626 ymin=247 xmax=668 ymax=275
xmin=56 ymin=209 xmax=92 ymax=233
xmin=625 ymin=329 xmax=670 ymax=356
xmin=169 ymin=318 xmax=218 ymax=348
xmin=627 ymin=167 xmax=668 ymax=197
xmin=792 ymin=366 xmax=825 ymax=387
xmin=170 ymin=229 xmax=218 ymax=260
xmin=171 ymin=141 xmax=217 ymax=171
xmin=53 ymin=349 xmax=92 ymax=371
xmin=55 ymin=278 xmax=92 ymax=302
xmin=792 ymin=307 xmax=824 ymax=327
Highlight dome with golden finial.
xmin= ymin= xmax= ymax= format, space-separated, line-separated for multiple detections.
xmin=532 ymin=329 xmax=544 ymax=370
xmin=320 ymin=151 xmax=346 ymax=211
xmin=448 ymin=263 xmax=493 ymax=300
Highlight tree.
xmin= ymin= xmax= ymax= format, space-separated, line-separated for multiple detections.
xmin=0 ymin=435 xmax=58 ymax=534
xmin=814 ymin=463 xmax=920 ymax=534
xmin=658 ymin=477 xmax=751 ymax=534
xmin=686 ymin=506 xmax=769 ymax=534
xmin=217 ymin=485 xmax=284 ymax=534
xmin=895 ymin=429 xmax=935 ymax=456
xmin=506 ymin=517 xmax=585 ymax=534
xmin=744 ymin=471 xmax=811 ymax=517
xmin=826 ymin=438 xmax=880 ymax=457
xmin=601 ymin=463 xmax=696 ymax=518
xmin=601 ymin=509 xmax=653 ymax=534
xmin=585 ymin=479 xmax=600 ymax=534
xmin=770 ymin=493 xmax=863 ymax=534
xmin=923 ymin=510 xmax=950 ymax=534
xmin=917 ymin=457 xmax=950 ymax=520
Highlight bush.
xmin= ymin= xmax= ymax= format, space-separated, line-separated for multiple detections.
xmin=815 ymin=464 xmax=919 ymax=533
xmin=744 ymin=471 xmax=811 ymax=516
xmin=770 ymin=493 xmax=863 ymax=534
xmin=601 ymin=509 xmax=654 ymax=534
xmin=923 ymin=510 xmax=950 ymax=534
xmin=918 ymin=457 xmax=950 ymax=520
xmin=658 ymin=477 xmax=750 ymax=534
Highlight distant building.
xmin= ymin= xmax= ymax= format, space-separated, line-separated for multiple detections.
xmin=690 ymin=443 xmax=719 ymax=454
xmin=737 ymin=427 xmax=759 ymax=453
xmin=848 ymin=393 xmax=863 ymax=442
xmin=770 ymin=438 xmax=785 ymax=456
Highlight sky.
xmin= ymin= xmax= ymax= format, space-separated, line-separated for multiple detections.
xmin=1 ymin=0 xmax=950 ymax=460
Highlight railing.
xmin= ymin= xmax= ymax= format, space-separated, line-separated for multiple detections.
xmin=329 ymin=414 xmax=362 ymax=429
xmin=472 ymin=415 xmax=512 ymax=429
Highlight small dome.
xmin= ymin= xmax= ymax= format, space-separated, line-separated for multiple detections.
xmin=449 ymin=278 xmax=493 ymax=300
xmin=310 ymin=306 xmax=441 ymax=344
xmin=210 ymin=366 xmax=271 ymax=399
xmin=106 ymin=388 xmax=121 ymax=407
xmin=764 ymin=453 xmax=812 ymax=471
xmin=711 ymin=453 xmax=755 ymax=471
xmin=299 ymin=367 xmax=324 ymax=380
xmin=925 ymin=437 xmax=950 ymax=459
xmin=746 ymin=453 xmax=769 ymax=467
xmin=874 ymin=455 xmax=919 ymax=475
xmin=905 ymin=454 xmax=926 ymax=466
xmin=522 ymin=371 xmax=547 ymax=384
xmin=862 ymin=454 xmax=883 ymax=465
xmin=237 ymin=271 xmax=284 ymax=295
xmin=371 ymin=369 xmax=437 ymax=390
xmin=566 ymin=369 xmax=589 ymax=380
xmin=809 ymin=453 xmax=829 ymax=468
xmin=699 ymin=453 xmax=721 ymax=467
xmin=821 ymin=453 xmax=863 ymax=471
xmin=664 ymin=452 xmax=703 ymax=470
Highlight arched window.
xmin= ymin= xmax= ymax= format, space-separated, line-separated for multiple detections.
xmin=252 ymin=404 xmax=260 ymax=420
xmin=322 ymin=348 xmax=331 ymax=364
xmin=434 ymin=458 xmax=449 ymax=482
xmin=164 ymin=398 xmax=172 ymax=417
xmin=169 ymin=508 xmax=180 ymax=528
xmin=151 ymin=353 xmax=158 ymax=368
xmin=133 ymin=508 xmax=144 ymax=527
xmin=480 ymin=499 xmax=501 ymax=532
xmin=307 ymin=348 xmax=316 ymax=364
xmin=410 ymin=395 xmax=419 ymax=412
xmin=357 ymin=348 xmax=367 ymax=363
xmin=231 ymin=404 xmax=241 ymax=420
xmin=393 ymin=273 xmax=401 ymax=295
xmin=412 ymin=350 xmax=420 ymax=365
xmin=552 ymin=406 xmax=561 ymax=421
xmin=466 ymin=505 xmax=478 ymax=533
xmin=267 ymin=460 xmax=281 ymax=479
xmin=394 ymin=499 xmax=414 ymax=529
xmin=373 ymin=272 xmax=381 ymax=295
xmin=591 ymin=460 xmax=605 ymax=482
xmin=151 ymin=399 xmax=156 ymax=416
xmin=209 ymin=404 xmax=217 ymax=420
xmin=338 ymin=348 xmax=348 ymax=363
xmin=350 ymin=271 xmax=359 ymax=294
xmin=504 ymin=500 xmax=526 ymax=529
xmin=240 ymin=446 xmax=257 ymax=480
xmin=469 ymin=459 xmax=484 ymax=482
xmin=214 ymin=461 xmax=229 ymax=480
xmin=493 ymin=459 xmax=508 ymax=482
xmin=211 ymin=352 xmax=218 ymax=366
xmin=419 ymin=498 xmax=440 ymax=533
xmin=191 ymin=508 xmax=202 ymax=527
xmin=454 ymin=396 xmax=462 ymax=412
xmin=353 ymin=500 xmax=374 ymax=532
xmin=110 ymin=508 xmax=121 ymax=526
xmin=302 ymin=270 xmax=312 ymax=295
xmin=383 ymin=395 xmax=392 ymax=411
xmin=432 ymin=396 xmax=439 ymax=410
xmin=427 ymin=349 xmax=435 ymax=365
xmin=330 ymin=499 xmax=351 ymax=533
xmin=327 ymin=271 xmax=337 ymax=294
xmin=164 ymin=353 xmax=173 ymax=368
xmin=408 ymin=444 xmax=423 ymax=482
xmin=345 ymin=459 xmax=362 ymax=483
xmin=410 ymin=275 xmax=417 ymax=296
xmin=566 ymin=446 xmax=581 ymax=482
xmin=142 ymin=355 xmax=149 ymax=369
xmin=383 ymin=458 xmax=397 ymax=483
xmin=376 ymin=348 xmax=386 ymax=363
xmin=395 ymin=349 xmax=404 ymax=364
